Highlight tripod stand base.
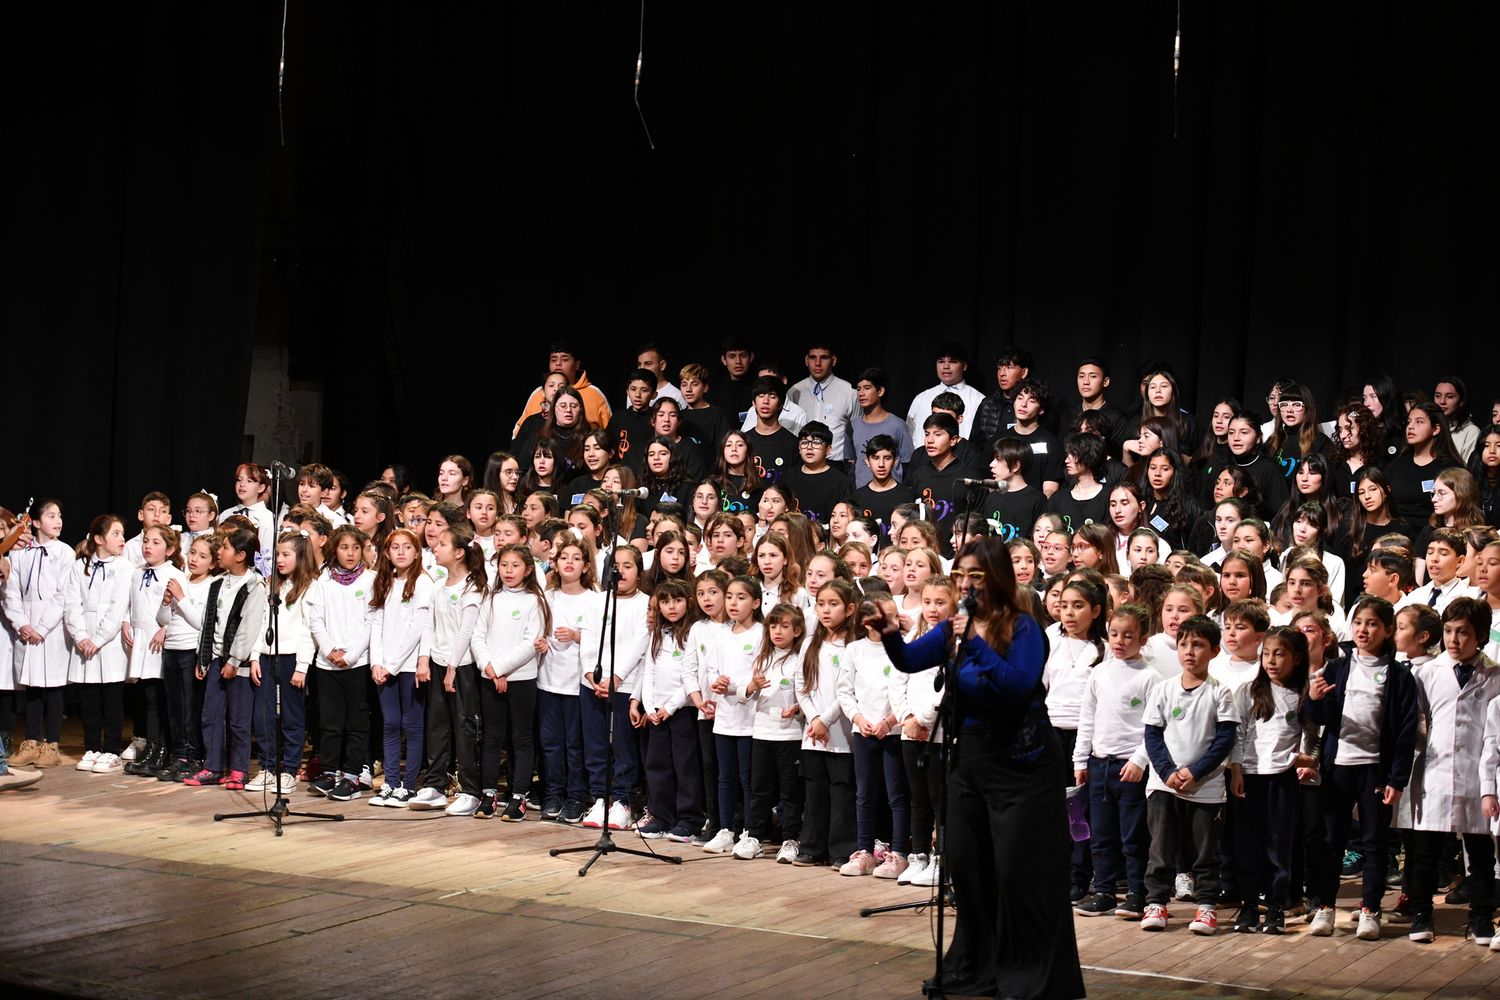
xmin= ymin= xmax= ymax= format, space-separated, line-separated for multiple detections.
xmin=859 ymin=896 xmax=957 ymax=918
xmin=550 ymin=830 xmax=683 ymax=876
xmin=215 ymin=797 xmax=345 ymax=836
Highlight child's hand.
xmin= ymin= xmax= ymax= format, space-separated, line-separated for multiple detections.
xmin=554 ymin=626 xmax=579 ymax=644
xmin=1293 ymin=753 xmax=1317 ymax=771
xmin=806 ymin=718 xmax=829 ymax=745
xmin=901 ymin=717 xmax=928 ymax=740
xmin=78 ymin=638 xmax=99 ymax=659
xmin=1228 ymin=766 xmax=1245 ymax=798
xmin=493 ymin=673 xmax=509 ymax=694
xmin=1382 ymin=785 xmax=1401 ymax=807
xmin=701 ymin=700 xmax=716 ymax=719
xmin=444 ymin=666 xmax=457 ymax=693
xmin=220 ymin=661 xmax=237 ymax=680
xmin=291 ymin=670 xmax=306 ymax=689
xmin=149 ymin=627 xmax=166 ymax=653
xmin=534 ymin=637 xmax=549 ymax=655
xmin=329 ymin=649 xmax=348 ymax=669
xmin=165 ymin=579 xmax=184 ymax=603
xmin=415 ymin=659 xmax=431 ymax=686
xmin=711 ymin=673 xmax=731 ymax=695
xmin=1307 ymin=670 xmax=1335 ymax=701
xmin=1167 ymin=766 xmax=1194 ymax=791
xmin=782 ymin=705 xmax=801 ymax=720
xmin=1296 ymin=766 xmax=1317 ymax=782
xmin=18 ymin=625 xmax=42 ymax=645
xmin=195 ymin=662 xmax=209 ymax=680
xmin=1073 ymin=769 xmax=1088 ymax=786
xmin=1484 ymin=794 xmax=1499 ymax=819
xmin=871 ymin=717 xmax=891 ymax=739
xmin=250 ymin=660 xmax=262 ymax=686
xmin=372 ymin=665 xmax=389 ymax=685
xmin=1119 ymin=762 xmax=1145 ymax=783
xmin=121 ymin=623 xmax=134 ymax=649
xmin=629 ymin=701 xmax=644 ymax=727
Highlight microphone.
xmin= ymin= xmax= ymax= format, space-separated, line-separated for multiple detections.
xmin=934 ymin=595 xmax=978 ymax=693
xmin=957 ymin=478 xmax=1001 ymax=489
xmin=618 ymin=486 xmax=651 ymax=499
xmin=268 ymin=461 xmax=298 ymax=478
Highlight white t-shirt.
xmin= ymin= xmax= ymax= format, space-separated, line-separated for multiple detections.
xmin=1142 ymin=674 xmax=1238 ymax=804
xmin=1335 ymin=654 xmax=1387 ymax=766
xmin=1233 ymin=682 xmax=1303 ymax=774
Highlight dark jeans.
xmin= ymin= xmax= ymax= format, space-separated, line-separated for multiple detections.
xmin=1054 ymin=728 xmax=1093 ymax=891
xmin=538 ymin=689 xmax=585 ymax=803
xmin=201 ymin=664 xmax=252 ymax=773
xmin=477 ymin=676 xmax=535 ymax=795
xmin=643 ymin=707 xmax=703 ymax=830
xmin=1409 ymin=830 xmax=1496 ymax=920
xmin=715 ymin=733 xmax=752 ymax=830
xmin=377 ymin=670 xmax=425 ymax=790
xmin=580 ymin=685 xmax=638 ymax=803
xmin=423 ymin=661 xmax=480 ymax=795
xmin=799 ymin=749 xmax=856 ymax=861
xmin=851 ymin=732 xmax=910 ymax=855
xmin=252 ymin=654 xmax=306 ymax=773
xmin=1292 ymin=783 xmax=1322 ymax=905
xmin=1235 ymin=770 xmax=1298 ymax=909
xmin=1087 ymin=755 xmax=1148 ymax=898
xmin=1319 ymin=763 xmax=1390 ymax=912
xmin=78 ymin=681 xmax=125 ymax=753
xmin=749 ymin=738 xmax=802 ymax=840
xmin=698 ymin=718 xmax=719 ymax=828
xmin=317 ymin=666 xmax=370 ymax=777
xmin=902 ymin=739 xmax=945 ymax=855
xmin=1145 ymin=791 xmax=1221 ymax=905
xmin=24 ymin=686 xmax=64 ymax=743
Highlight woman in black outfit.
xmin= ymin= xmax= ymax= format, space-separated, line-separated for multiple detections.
xmin=870 ymin=537 xmax=1084 ymax=1000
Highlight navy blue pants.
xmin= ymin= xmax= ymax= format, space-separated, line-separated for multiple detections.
xmin=202 ymin=661 xmax=252 ymax=774
xmin=852 ymin=732 xmax=910 ymax=855
xmin=1087 ymin=755 xmax=1148 ymax=897
xmin=715 ymin=733 xmax=752 ymax=831
xmin=253 ymin=653 xmax=307 ymax=773
xmin=644 ymin=707 xmax=704 ymax=830
xmin=1320 ymin=763 xmax=1390 ymax=912
xmin=579 ymin=685 xmax=637 ymax=804
xmin=538 ymin=690 xmax=586 ymax=803
xmin=376 ymin=670 xmax=425 ymax=790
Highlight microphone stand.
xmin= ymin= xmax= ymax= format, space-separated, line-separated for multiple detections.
xmin=551 ymin=496 xmax=680 ymax=876
xmin=216 ymin=463 xmax=342 ymax=835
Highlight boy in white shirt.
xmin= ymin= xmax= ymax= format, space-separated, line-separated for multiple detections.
xmin=1399 ymin=529 xmax=1476 ymax=612
xmin=1210 ymin=599 xmax=1268 ymax=692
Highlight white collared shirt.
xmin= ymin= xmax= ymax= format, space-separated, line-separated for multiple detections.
xmin=905 ymin=380 xmax=986 ymax=441
xmin=788 ymin=374 xmax=858 ymax=460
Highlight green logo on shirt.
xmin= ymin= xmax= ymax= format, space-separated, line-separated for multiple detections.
xmin=1129 ymin=696 xmax=1142 ymax=708
xmin=355 ymin=590 xmax=365 ymax=598
xmin=511 ymin=609 xmax=521 ymax=619
xmin=1170 ymin=706 xmax=1184 ymax=720
xmin=832 ymin=654 xmax=841 ymax=667
xmin=1374 ymin=670 xmax=1386 ymax=684
xmin=1285 ymin=710 xmax=1297 ymax=723
xmin=780 ymin=677 xmax=791 ymax=687
xmin=743 ymin=643 xmax=753 ymax=653
xmin=883 ymin=665 xmax=891 ymax=677
xmin=449 ymin=594 xmax=459 ymax=603
xmin=672 ymin=650 xmax=683 ymax=658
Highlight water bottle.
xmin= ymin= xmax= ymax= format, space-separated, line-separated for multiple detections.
xmin=1065 ymin=784 xmax=1091 ymax=843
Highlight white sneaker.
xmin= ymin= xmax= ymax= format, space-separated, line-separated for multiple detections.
xmin=445 ymin=792 xmax=480 ymax=817
xmin=120 ymin=737 xmax=147 ymax=762
xmin=1309 ymin=906 xmax=1336 ymax=937
xmin=1489 ymin=928 xmax=1500 ymax=952
xmin=277 ymin=773 xmax=298 ymax=794
xmin=899 ymin=853 xmax=930 ymax=885
xmin=1356 ymin=908 xmax=1381 ymax=941
xmin=408 ymin=787 xmax=448 ymax=810
xmin=357 ymin=765 xmax=375 ymax=790
xmin=733 ymin=832 xmax=764 ymax=860
xmin=90 ymin=753 xmax=123 ymax=774
xmin=1174 ymin=873 xmax=1195 ymax=902
xmin=75 ymin=750 xmax=101 ymax=772
xmin=387 ymin=787 xmax=413 ymax=808
xmin=909 ymin=855 xmax=941 ymax=887
xmin=245 ymin=770 xmax=276 ymax=792
xmin=581 ymin=799 xmax=607 ymax=828
xmin=606 ymin=801 xmax=633 ymax=830
xmin=370 ymin=786 xmax=396 ymax=807
xmin=776 ymin=839 xmax=801 ymax=865
xmin=702 ymin=828 xmax=736 ymax=854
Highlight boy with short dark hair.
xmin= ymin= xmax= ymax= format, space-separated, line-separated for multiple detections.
xmin=781 ymin=421 xmax=851 ymax=525
xmin=852 ymin=434 xmax=915 ymax=529
xmin=981 ymin=438 xmax=1046 ymax=544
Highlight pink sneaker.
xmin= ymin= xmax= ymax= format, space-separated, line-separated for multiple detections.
xmin=872 ymin=852 xmax=909 ymax=879
xmin=839 ymin=850 xmax=878 ymax=876
xmin=223 ymin=770 xmax=247 ymax=791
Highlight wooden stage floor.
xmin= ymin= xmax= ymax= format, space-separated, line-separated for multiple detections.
xmin=3 ymin=750 xmax=1499 ymax=999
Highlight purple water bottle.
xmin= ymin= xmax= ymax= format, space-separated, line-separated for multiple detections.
xmin=1065 ymin=784 xmax=1090 ymax=843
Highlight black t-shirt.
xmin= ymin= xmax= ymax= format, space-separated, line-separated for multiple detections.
xmin=782 ymin=465 xmax=851 ymax=527
xmin=680 ymin=404 xmax=734 ymax=457
xmin=1232 ymin=453 xmax=1289 ymax=520
xmin=852 ymin=482 xmax=915 ymax=530
xmin=981 ymin=484 xmax=1048 ymax=542
xmin=903 ymin=439 xmax=986 ymax=480
xmin=1044 ymin=483 xmax=1110 ymax=534
xmin=1383 ymin=453 xmax=1440 ymax=526
xmin=715 ymin=474 xmax=762 ymax=516
xmin=746 ymin=426 xmax=801 ymax=487
xmin=906 ymin=458 xmax=972 ymax=549
xmin=564 ymin=473 xmax=605 ymax=506
xmin=997 ymin=425 xmax=1065 ymax=490
xmin=606 ymin=407 xmax=655 ymax=473
xmin=1144 ymin=494 xmax=1203 ymax=552
xmin=721 ymin=378 xmax=756 ymax=425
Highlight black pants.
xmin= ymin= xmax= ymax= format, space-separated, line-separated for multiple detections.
xmin=799 ymin=749 xmax=855 ymax=861
xmin=24 ymin=686 xmax=64 ymax=743
xmin=160 ymin=649 xmax=203 ymax=759
xmin=1145 ymin=792 xmax=1221 ymax=905
xmin=698 ymin=718 xmax=719 ymax=829
xmin=1292 ymin=783 xmax=1322 ymax=905
xmin=1319 ymin=763 xmax=1390 ymax=912
xmin=643 ymin=707 xmax=703 ymax=830
xmin=137 ymin=678 xmax=164 ymax=743
xmin=318 ymin=666 xmax=370 ymax=776
xmin=1054 ymin=727 xmax=1093 ymax=891
xmin=477 ymin=676 xmax=536 ymax=795
xmin=1235 ymin=770 xmax=1298 ymax=909
xmin=78 ymin=681 xmax=125 ymax=753
xmin=902 ymin=739 xmax=945 ymax=855
xmin=422 ymin=662 xmax=480 ymax=795
xmin=749 ymin=738 xmax=802 ymax=840
xmin=1409 ymin=830 xmax=1496 ymax=920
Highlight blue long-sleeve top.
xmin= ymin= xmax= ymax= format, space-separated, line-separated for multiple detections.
xmin=1143 ymin=721 xmax=1238 ymax=785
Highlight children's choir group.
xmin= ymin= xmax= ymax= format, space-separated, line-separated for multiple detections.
xmin=5 ymin=338 xmax=1500 ymax=946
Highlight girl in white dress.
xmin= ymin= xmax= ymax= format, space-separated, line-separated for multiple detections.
xmin=64 ymin=515 xmax=133 ymax=773
xmin=2 ymin=500 xmax=72 ymax=767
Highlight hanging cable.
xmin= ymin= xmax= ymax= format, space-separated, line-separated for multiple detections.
xmin=278 ymin=0 xmax=289 ymax=146
xmin=635 ymin=0 xmax=656 ymax=149
xmin=1172 ymin=0 xmax=1181 ymax=140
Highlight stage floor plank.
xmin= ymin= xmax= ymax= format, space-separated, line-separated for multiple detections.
xmin=2 ymin=756 xmax=1497 ymax=999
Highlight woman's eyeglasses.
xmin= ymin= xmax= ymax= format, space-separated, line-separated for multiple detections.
xmin=951 ymin=569 xmax=987 ymax=584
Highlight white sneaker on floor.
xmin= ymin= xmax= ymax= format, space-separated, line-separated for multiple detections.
xmin=408 ymin=787 xmax=448 ymax=810
xmin=898 ymin=853 xmax=929 ymax=885
xmin=245 ymin=770 xmax=276 ymax=792
xmin=733 ymin=833 xmax=763 ymax=860
xmin=776 ymin=840 xmax=801 ymax=865
xmin=276 ymin=773 xmax=298 ymax=794
xmin=581 ymin=799 xmax=606 ymax=829
xmin=606 ymin=801 xmax=632 ymax=830
xmin=90 ymin=753 xmax=123 ymax=774
xmin=370 ymin=786 xmax=396 ymax=807
xmin=120 ymin=737 xmax=147 ymax=762
xmin=1309 ymin=906 xmax=1336 ymax=937
xmin=909 ymin=855 xmax=941 ymax=887
xmin=445 ymin=793 xmax=480 ymax=817
xmin=702 ymin=828 xmax=736 ymax=854
xmin=357 ymin=765 xmax=375 ymax=790
xmin=1174 ymin=873 xmax=1195 ymax=902
xmin=1356 ymin=908 xmax=1381 ymax=941
xmin=75 ymin=750 xmax=101 ymax=772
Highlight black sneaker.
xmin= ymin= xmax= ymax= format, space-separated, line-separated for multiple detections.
xmin=1114 ymin=893 xmax=1144 ymax=919
xmin=1468 ymin=916 xmax=1494 ymax=946
xmin=1445 ymin=877 xmax=1472 ymax=906
xmin=665 ymin=822 xmax=697 ymax=843
xmin=636 ymin=818 xmax=671 ymax=839
xmin=158 ymin=757 xmax=190 ymax=782
xmin=792 ymin=853 xmax=826 ymax=867
xmin=1408 ymin=912 xmax=1434 ymax=943
xmin=472 ymin=793 xmax=497 ymax=819
xmin=1234 ymin=907 xmax=1260 ymax=933
xmin=1341 ymin=850 xmax=1363 ymax=878
xmin=308 ymin=774 xmax=339 ymax=797
xmin=525 ymin=790 xmax=543 ymax=812
xmin=1069 ymin=885 xmax=1088 ymax=904
xmin=326 ymin=778 xmax=361 ymax=801
xmin=1261 ymin=907 xmax=1285 ymax=934
xmin=1075 ymin=893 xmax=1117 ymax=917
xmin=500 ymin=795 xmax=526 ymax=822
xmin=1386 ymin=853 xmax=1403 ymax=888
xmin=540 ymin=795 xmax=564 ymax=820
xmin=559 ymin=799 xmax=585 ymax=824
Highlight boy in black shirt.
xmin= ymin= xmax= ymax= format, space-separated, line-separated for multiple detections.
xmin=745 ymin=375 xmax=800 ymax=486
xmin=678 ymin=362 xmax=734 ymax=456
xmin=781 ymin=421 xmax=850 ymax=527
xmin=852 ymin=434 xmax=915 ymax=529
xmin=906 ymin=413 xmax=974 ymax=551
xmin=607 ymin=368 xmax=659 ymax=473
xmin=719 ymin=337 xmax=758 ymax=422
xmin=982 ymin=437 xmax=1048 ymax=544
xmin=996 ymin=378 xmax=1064 ymax=497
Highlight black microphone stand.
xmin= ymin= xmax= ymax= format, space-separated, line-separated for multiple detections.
xmin=551 ymin=497 xmax=681 ymax=876
xmin=216 ymin=462 xmax=342 ymax=835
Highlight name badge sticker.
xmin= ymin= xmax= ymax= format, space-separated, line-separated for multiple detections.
xmin=1149 ymin=515 xmax=1169 ymax=533
xmin=1422 ymin=480 xmax=1436 ymax=493
xmin=1031 ymin=442 xmax=1047 ymax=454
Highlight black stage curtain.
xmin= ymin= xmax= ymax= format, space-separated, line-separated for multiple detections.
xmin=6 ymin=2 xmax=1497 ymax=518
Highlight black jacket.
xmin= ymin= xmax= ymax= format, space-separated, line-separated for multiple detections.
xmin=1303 ymin=652 xmax=1418 ymax=791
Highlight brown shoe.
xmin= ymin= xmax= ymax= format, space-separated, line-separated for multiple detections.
xmin=34 ymin=742 xmax=62 ymax=768
xmin=9 ymin=739 xmax=40 ymax=766
xmin=0 ymin=767 xmax=43 ymax=791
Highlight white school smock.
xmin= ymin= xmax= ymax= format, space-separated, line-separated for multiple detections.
xmin=317 ymin=503 xmax=349 ymax=529
xmin=1396 ymin=576 xmax=1478 ymax=614
xmin=431 ymin=575 xmax=482 ymax=667
xmin=251 ymin=578 xmax=317 ymax=667
xmin=1480 ymin=696 xmax=1500 ymax=835
xmin=684 ymin=618 xmax=729 ymax=720
xmin=579 ymin=590 xmax=649 ymax=695
xmin=1042 ymin=635 xmax=1104 ymax=730
xmin=752 ymin=646 xmax=805 ymax=741
xmin=543 ymin=588 xmax=598 ymax=695
xmin=123 ymin=533 xmax=147 ymax=569
xmin=64 ymin=556 xmax=132 ymax=684
xmin=838 ymin=636 xmax=898 ymax=727
xmin=368 ymin=574 xmax=435 ymax=675
xmin=304 ymin=569 xmax=375 ymax=670
xmin=0 ymin=611 xmax=13 ymax=691
xmin=705 ymin=622 xmax=764 ymax=737
xmin=125 ymin=563 xmax=186 ymax=681
xmin=1399 ymin=653 xmax=1500 ymax=835
xmin=219 ymin=502 xmax=276 ymax=568
xmin=638 ymin=629 xmax=692 ymax=716
xmin=795 ymin=637 xmax=853 ymax=753
xmin=158 ymin=574 xmax=213 ymax=651
xmin=1074 ymin=656 xmax=1157 ymax=769
xmin=1232 ymin=682 xmax=1304 ymax=774
xmin=1142 ymin=674 xmax=1238 ymax=805
xmin=472 ymin=587 xmax=545 ymax=683
xmin=4 ymin=539 xmax=73 ymax=687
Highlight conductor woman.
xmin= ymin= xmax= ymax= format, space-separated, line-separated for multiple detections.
xmin=869 ymin=537 xmax=1084 ymax=1000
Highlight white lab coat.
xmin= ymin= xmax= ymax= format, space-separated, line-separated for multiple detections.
xmin=64 ymin=557 xmax=133 ymax=684
xmin=1397 ymin=653 xmax=1500 ymax=834
xmin=3 ymin=539 xmax=73 ymax=687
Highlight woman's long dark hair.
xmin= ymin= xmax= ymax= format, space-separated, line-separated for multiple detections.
xmin=1270 ymin=454 xmax=1340 ymax=549
xmin=955 ymin=537 xmax=1031 ymax=655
